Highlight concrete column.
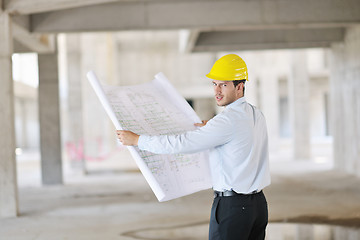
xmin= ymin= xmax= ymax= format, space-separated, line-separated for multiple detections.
xmin=259 ymin=72 xmax=280 ymax=152
xmin=38 ymin=44 xmax=63 ymax=185
xmin=295 ymin=225 xmax=314 ymax=240
xmin=289 ymin=50 xmax=310 ymax=160
xmin=64 ymin=34 xmax=84 ymax=170
xmin=334 ymin=226 xmax=360 ymax=240
xmin=81 ymin=33 xmax=118 ymax=166
xmin=15 ymin=98 xmax=27 ymax=148
xmin=193 ymin=98 xmax=216 ymax=120
xmin=330 ymin=26 xmax=360 ymax=177
xmin=0 ymin=12 xmax=19 ymax=217
xmin=329 ymin=43 xmax=345 ymax=172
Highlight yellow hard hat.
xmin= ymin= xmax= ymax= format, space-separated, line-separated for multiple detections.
xmin=206 ymin=54 xmax=248 ymax=81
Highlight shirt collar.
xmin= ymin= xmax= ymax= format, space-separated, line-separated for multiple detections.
xmin=226 ymin=97 xmax=246 ymax=109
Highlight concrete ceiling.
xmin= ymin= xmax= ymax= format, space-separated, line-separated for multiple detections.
xmin=188 ymin=27 xmax=346 ymax=52
xmin=4 ymin=0 xmax=119 ymax=15
xmin=4 ymin=0 xmax=360 ymax=53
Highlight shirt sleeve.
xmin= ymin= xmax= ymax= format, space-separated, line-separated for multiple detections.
xmin=138 ymin=113 xmax=234 ymax=154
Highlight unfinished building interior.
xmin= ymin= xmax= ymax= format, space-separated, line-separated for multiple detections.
xmin=1 ymin=1 xmax=360 ymax=239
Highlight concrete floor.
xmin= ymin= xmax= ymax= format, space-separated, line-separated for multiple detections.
xmin=1 ymin=143 xmax=360 ymax=240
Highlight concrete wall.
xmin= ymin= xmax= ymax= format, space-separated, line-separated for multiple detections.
xmin=14 ymin=95 xmax=39 ymax=149
xmin=310 ymin=77 xmax=330 ymax=138
xmin=13 ymin=54 xmax=40 ymax=150
xmin=114 ymin=31 xmax=215 ymax=90
xmin=330 ymin=26 xmax=360 ymax=177
xmin=80 ymin=33 xmax=118 ymax=166
xmin=75 ymin=32 xmax=218 ymax=164
xmin=12 ymin=31 xmax=333 ymax=169
xmin=56 ymin=32 xmax=333 ymax=166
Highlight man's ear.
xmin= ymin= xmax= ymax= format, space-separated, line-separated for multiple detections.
xmin=236 ymin=82 xmax=243 ymax=91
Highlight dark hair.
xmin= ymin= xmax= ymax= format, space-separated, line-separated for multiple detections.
xmin=233 ymin=80 xmax=246 ymax=94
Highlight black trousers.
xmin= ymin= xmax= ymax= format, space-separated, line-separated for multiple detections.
xmin=209 ymin=191 xmax=268 ymax=240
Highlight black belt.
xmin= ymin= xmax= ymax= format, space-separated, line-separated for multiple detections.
xmin=214 ymin=190 xmax=261 ymax=198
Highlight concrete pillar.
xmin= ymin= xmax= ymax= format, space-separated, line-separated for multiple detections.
xmin=193 ymin=98 xmax=216 ymax=120
xmin=329 ymin=43 xmax=345 ymax=172
xmin=295 ymin=224 xmax=314 ymax=240
xmin=81 ymin=33 xmax=116 ymax=164
xmin=15 ymin=98 xmax=28 ymax=148
xmin=334 ymin=226 xmax=360 ymax=240
xmin=259 ymin=72 xmax=280 ymax=152
xmin=289 ymin=50 xmax=310 ymax=160
xmin=0 ymin=12 xmax=19 ymax=217
xmin=64 ymin=34 xmax=85 ymax=170
xmin=330 ymin=26 xmax=360 ymax=177
xmin=38 ymin=45 xmax=63 ymax=185
xmin=313 ymin=225 xmax=332 ymax=240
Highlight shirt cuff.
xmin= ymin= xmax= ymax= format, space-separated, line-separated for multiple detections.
xmin=138 ymin=135 xmax=149 ymax=150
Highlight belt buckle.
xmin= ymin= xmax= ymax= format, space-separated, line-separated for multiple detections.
xmin=214 ymin=191 xmax=218 ymax=198
xmin=214 ymin=190 xmax=231 ymax=198
xmin=214 ymin=191 xmax=223 ymax=198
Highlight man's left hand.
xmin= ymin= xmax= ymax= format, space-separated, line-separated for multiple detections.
xmin=194 ymin=120 xmax=208 ymax=127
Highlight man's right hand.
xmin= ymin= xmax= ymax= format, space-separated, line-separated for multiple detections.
xmin=116 ymin=130 xmax=139 ymax=146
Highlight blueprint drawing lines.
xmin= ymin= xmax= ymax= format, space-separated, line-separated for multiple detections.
xmin=87 ymin=71 xmax=211 ymax=201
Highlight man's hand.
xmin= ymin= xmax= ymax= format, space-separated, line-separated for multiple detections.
xmin=194 ymin=120 xmax=208 ymax=127
xmin=116 ymin=130 xmax=139 ymax=146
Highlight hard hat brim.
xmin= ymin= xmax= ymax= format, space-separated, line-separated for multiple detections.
xmin=206 ymin=73 xmax=248 ymax=81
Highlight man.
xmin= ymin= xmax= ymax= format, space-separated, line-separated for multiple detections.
xmin=117 ymin=54 xmax=271 ymax=240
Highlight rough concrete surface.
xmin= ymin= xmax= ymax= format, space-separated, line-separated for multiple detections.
xmin=1 ymin=147 xmax=360 ymax=240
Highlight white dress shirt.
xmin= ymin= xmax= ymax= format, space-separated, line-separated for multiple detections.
xmin=138 ymin=97 xmax=271 ymax=194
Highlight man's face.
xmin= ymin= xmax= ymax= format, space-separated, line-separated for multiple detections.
xmin=212 ymin=80 xmax=239 ymax=106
